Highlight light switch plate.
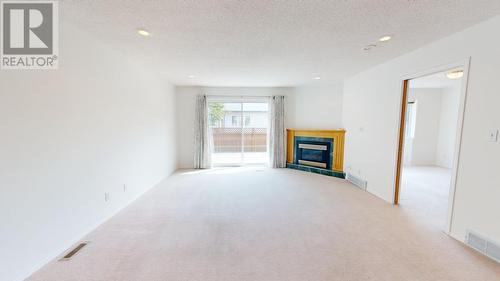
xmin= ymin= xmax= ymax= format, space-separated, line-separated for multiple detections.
xmin=488 ymin=129 xmax=499 ymax=142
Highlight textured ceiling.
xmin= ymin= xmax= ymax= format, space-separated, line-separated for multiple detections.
xmin=61 ymin=0 xmax=500 ymax=87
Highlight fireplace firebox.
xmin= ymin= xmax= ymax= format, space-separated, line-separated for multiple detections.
xmin=294 ymin=137 xmax=333 ymax=170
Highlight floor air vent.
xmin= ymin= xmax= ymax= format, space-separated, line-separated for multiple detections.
xmin=346 ymin=173 xmax=367 ymax=190
xmin=60 ymin=242 xmax=88 ymax=260
xmin=466 ymin=231 xmax=500 ymax=263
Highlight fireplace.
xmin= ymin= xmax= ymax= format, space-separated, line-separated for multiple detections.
xmin=286 ymin=129 xmax=345 ymax=179
xmin=294 ymin=137 xmax=333 ymax=169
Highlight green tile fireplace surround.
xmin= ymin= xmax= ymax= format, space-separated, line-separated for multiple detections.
xmin=286 ymin=129 xmax=346 ymax=179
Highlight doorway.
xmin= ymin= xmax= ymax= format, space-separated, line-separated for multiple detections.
xmin=394 ymin=60 xmax=469 ymax=232
xmin=208 ymin=99 xmax=269 ymax=166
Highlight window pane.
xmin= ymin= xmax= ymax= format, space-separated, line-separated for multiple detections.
xmin=242 ymin=103 xmax=268 ymax=155
xmin=209 ymin=101 xmax=269 ymax=166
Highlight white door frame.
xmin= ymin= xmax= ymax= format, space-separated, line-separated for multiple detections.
xmin=394 ymin=57 xmax=471 ymax=234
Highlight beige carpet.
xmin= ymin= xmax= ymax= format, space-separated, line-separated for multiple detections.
xmin=400 ymin=166 xmax=452 ymax=230
xmin=29 ymin=168 xmax=500 ymax=281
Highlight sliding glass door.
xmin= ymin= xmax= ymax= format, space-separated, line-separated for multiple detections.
xmin=208 ymin=100 xmax=269 ymax=166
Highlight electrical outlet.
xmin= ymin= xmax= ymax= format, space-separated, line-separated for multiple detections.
xmin=123 ymin=184 xmax=127 ymax=192
xmin=104 ymin=193 xmax=110 ymax=202
xmin=488 ymin=129 xmax=498 ymax=142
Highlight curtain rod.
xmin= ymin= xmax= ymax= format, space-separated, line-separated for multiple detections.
xmin=205 ymin=95 xmax=272 ymax=99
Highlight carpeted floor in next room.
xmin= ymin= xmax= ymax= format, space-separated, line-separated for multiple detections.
xmin=28 ymin=168 xmax=500 ymax=281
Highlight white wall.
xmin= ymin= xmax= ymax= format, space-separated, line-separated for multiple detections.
xmin=436 ymin=85 xmax=461 ymax=168
xmin=293 ymin=83 xmax=343 ymax=129
xmin=406 ymin=88 xmax=443 ymax=166
xmin=176 ymin=87 xmax=295 ymax=168
xmin=0 ymin=22 xmax=177 ymax=281
xmin=404 ymin=85 xmax=461 ymax=168
xmin=343 ymin=15 xmax=500 ymax=243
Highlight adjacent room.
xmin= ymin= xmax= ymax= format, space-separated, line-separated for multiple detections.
xmin=398 ymin=68 xmax=464 ymax=230
xmin=1 ymin=1 xmax=500 ymax=281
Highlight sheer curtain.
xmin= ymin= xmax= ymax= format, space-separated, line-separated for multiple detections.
xmin=269 ymin=95 xmax=286 ymax=168
xmin=194 ymin=94 xmax=212 ymax=169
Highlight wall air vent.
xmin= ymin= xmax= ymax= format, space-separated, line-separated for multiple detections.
xmin=60 ymin=242 xmax=88 ymax=260
xmin=466 ymin=231 xmax=500 ymax=263
xmin=346 ymin=173 xmax=367 ymax=190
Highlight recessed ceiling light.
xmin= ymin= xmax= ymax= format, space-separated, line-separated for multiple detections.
xmin=188 ymin=75 xmax=195 ymax=78
xmin=379 ymin=35 xmax=392 ymax=42
xmin=446 ymin=70 xmax=464 ymax=79
xmin=314 ymin=76 xmax=321 ymax=80
xmin=137 ymin=29 xmax=150 ymax=36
